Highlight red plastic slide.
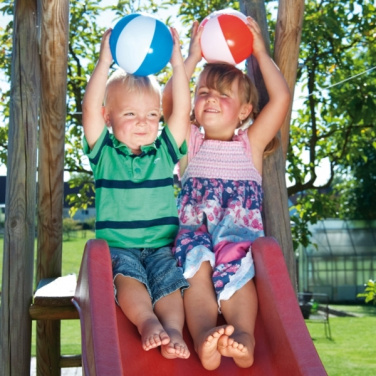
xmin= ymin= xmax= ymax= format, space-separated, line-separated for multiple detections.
xmin=73 ymin=237 xmax=327 ymax=375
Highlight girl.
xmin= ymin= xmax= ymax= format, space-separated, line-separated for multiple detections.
xmin=163 ymin=17 xmax=290 ymax=369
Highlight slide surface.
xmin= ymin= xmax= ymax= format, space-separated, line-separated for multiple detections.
xmin=73 ymin=237 xmax=327 ymax=376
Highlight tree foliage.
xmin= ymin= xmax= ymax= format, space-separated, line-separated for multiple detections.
xmin=286 ymin=0 xmax=376 ymax=245
xmin=357 ymin=279 xmax=376 ymax=305
xmin=0 ymin=0 xmax=375 ymax=248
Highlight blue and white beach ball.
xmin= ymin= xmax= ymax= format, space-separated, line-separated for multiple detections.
xmin=110 ymin=13 xmax=173 ymax=76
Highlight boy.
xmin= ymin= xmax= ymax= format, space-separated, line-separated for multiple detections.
xmin=82 ymin=27 xmax=191 ymax=359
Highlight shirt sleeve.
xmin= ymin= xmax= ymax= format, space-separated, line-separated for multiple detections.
xmin=160 ymin=126 xmax=187 ymax=164
xmin=83 ymin=126 xmax=108 ymax=157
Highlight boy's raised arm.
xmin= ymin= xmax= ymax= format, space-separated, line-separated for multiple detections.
xmin=165 ymin=27 xmax=193 ymax=148
xmin=82 ymin=29 xmax=113 ymax=150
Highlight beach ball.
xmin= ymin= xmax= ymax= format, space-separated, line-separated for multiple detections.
xmin=200 ymin=9 xmax=253 ymax=65
xmin=110 ymin=13 xmax=173 ymax=76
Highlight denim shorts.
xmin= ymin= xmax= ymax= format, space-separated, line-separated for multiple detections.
xmin=110 ymin=246 xmax=189 ymax=306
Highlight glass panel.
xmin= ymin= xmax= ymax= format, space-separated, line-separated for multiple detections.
xmin=336 ymin=271 xmax=346 ymax=286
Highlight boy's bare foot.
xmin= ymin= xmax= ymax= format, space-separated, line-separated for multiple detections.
xmin=218 ymin=331 xmax=255 ymax=368
xmin=197 ymin=325 xmax=234 ymax=370
xmin=140 ymin=317 xmax=170 ymax=351
xmin=161 ymin=329 xmax=190 ymax=359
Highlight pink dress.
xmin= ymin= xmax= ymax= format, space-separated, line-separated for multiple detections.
xmin=174 ymin=124 xmax=264 ymax=306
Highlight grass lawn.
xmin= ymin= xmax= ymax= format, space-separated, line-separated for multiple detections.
xmin=0 ymin=231 xmax=94 ymax=357
xmin=1 ymin=232 xmax=376 ymax=374
xmin=306 ymin=315 xmax=376 ymax=376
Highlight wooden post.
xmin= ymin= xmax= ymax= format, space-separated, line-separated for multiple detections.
xmin=274 ymin=0 xmax=305 ymax=158
xmin=0 ymin=0 xmax=40 ymax=374
xmin=35 ymin=0 xmax=70 ymax=374
xmin=240 ymin=0 xmax=303 ymax=287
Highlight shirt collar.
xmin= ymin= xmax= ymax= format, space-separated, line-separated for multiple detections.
xmin=110 ymin=133 xmax=157 ymax=155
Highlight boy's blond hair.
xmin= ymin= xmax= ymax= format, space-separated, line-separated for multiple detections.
xmin=104 ymin=69 xmax=161 ymax=105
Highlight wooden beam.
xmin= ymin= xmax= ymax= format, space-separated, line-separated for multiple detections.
xmin=60 ymin=355 xmax=82 ymax=368
xmin=29 ymin=305 xmax=79 ymax=320
xmin=36 ymin=0 xmax=69 ymax=283
xmin=274 ymin=0 xmax=305 ymax=157
xmin=29 ymin=275 xmax=79 ymax=320
xmin=0 ymin=0 xmax=40 ymax=374
xmin=240 ymin=0 xmax=300 ymax=288
xmin=35 ymin=0 xmax=70 ymax=374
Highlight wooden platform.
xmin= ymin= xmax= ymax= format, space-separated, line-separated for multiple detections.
xmin=30 ymin=275 xmax=79 ymax=320
xmin=30 ymin=274 xmax=81 ymax=372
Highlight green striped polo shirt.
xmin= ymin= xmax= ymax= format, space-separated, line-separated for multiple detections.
xmin=83 ymin=126 xmax=187 ymax=249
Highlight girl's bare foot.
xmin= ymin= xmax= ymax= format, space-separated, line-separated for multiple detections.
xmin=197 ymin=325 xmax=234 ymax=370
xmin=140 ymin=317 xmax=170 ymax=351
xmin=161 ymin=328 xmax=190 ymax=359
xmin=218 ymin=331 xmax=255 ymax=368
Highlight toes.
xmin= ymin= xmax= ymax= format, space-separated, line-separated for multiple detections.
xmin=143 ymin=331 xmax=170 ymax=350
xmin=162 ymin=342 xmax=190 ymax=359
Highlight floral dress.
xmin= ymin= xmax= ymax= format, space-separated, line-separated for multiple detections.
xmin=174 ymin=124 xmax=264 ymax=306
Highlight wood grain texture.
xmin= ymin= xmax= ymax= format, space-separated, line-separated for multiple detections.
xmin=0 ymin=0 xmax=40 ymax=374
xmin=35 ymin=0 xmax=70 ymax=375
xmin=240 ymin=0 xmax=303 ymax=288
xmin=274 ymin=0 xmax=305 ymax=157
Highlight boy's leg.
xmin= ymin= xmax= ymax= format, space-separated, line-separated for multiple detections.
xmin=153 ymin=289 xmax=190 ymax=359
xmin=114 ymin=275 xmax=170 ymax=351
xmin=183 ymin=261 xmax=234 ymax=370
xmin=218 ymin=279 xmax=258 ymax=368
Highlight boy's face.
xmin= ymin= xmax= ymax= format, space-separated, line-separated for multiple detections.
xmin=103 ymin=82 xmax=161 ymax=154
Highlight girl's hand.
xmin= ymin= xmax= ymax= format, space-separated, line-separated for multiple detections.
xmin=187 ymin=20 xmax=203 ymax=64
xmin=169 ymin=27 xmax=184 ymax=68
xmin=246 ymin=17 xmax=267 ymax=58
xmin=99 ymin=28 xmax=114 ymax=67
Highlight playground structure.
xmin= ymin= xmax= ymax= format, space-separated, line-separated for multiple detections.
xmin=73 ymin=237 xmax=327 ymax=375
xmin=0 ymin=0 xmax=311 ymax=375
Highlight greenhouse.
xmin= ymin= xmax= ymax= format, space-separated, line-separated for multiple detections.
xmin=297 ymin=219 xmax=376 ymax=303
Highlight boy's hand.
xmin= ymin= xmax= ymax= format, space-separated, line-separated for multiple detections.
xmin=99 ymin=28 xmax=114 ymax=67
xmin=170 ymin=27 xmax=184 ymax=68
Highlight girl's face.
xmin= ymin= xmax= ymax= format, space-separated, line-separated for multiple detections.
xmin=103 ymin=82 xmax=161 ymax=154
xmin=194 ymin=73 xmax=252 ymax=139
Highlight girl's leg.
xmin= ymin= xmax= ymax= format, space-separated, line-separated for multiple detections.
xmin=115 ymin=275 xmax=170 ymax=351
xmin=218 ymin=279 xmax=258 ymax=368
xmin=153 ymin=289 xmax=190 ymax=359
xmin=184 ymin=261 xmax=234 ymax=370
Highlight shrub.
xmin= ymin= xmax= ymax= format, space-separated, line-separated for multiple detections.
xmin=357 ymin=280 xmax=376 ymax=305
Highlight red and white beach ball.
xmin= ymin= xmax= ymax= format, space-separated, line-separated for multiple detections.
xmin=200 ymin=9 xmax=253 ymax=65
xmin=110 ymin=13 xmax=173 ymax=76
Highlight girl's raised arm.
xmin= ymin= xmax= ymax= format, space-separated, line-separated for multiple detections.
xmin=247 ymin=17 xmax=291 ymax=156
xmin=162 ymin=21 xmax=203 ymax=124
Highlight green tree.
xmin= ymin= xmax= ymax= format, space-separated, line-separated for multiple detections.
xmin=338 ymin=143 xmax=376 ymax=220
xmin=0 ymin=0 xmax=12 ymax=165
xmin=286 ymin=0 xmax=376 ymax=245
xmin=1 ymin=0 xmax=375 ymax=246
xmin=0 ymin=0 xmax=175 ymax=213
xmin=357 ymin=279 xmax=376 ymax=305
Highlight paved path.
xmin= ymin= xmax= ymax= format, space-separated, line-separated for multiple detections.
xmin=30 ymin=358 xmax=82 ymax=376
